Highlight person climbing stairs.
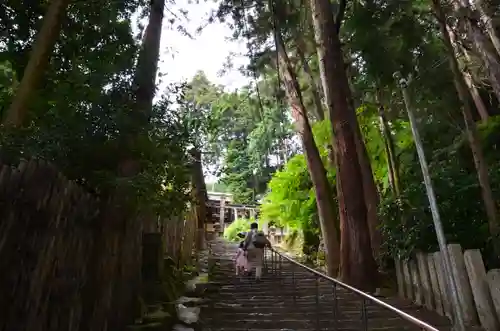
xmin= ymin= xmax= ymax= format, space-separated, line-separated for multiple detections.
xmin=201 ymin=240 xmax=453 ymax=331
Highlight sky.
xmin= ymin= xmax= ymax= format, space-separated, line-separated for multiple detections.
xmin=157 ymin=1 xmax=251 ymax=93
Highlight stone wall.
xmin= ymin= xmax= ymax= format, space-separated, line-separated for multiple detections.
xmin=395 ymin=244 xmax=500 ymax=330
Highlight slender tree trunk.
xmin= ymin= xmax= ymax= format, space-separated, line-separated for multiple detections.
xmin=133 ymin=0 xmax=165 ymax=118
xmin=118 ymin=0 xmax=166 ymax=237
xmin=296 ymin=40 xmax=324 ymax=121
xmin=277 ymin=34 xmax=341 ymax=275
xmin=468 ymin=23 xmax=500 ymax=101
xmin=296 ymin=39 xmax=338 ymax=169
xmin=376 ymin=99 xmax=401 ymax=197
xmin=463 ymin=71 xmax=490 ymax=121
xmin=190 ymin=148 xmax=208 ymax=251
xmin=453 ymin=0 xmax=500 ymax=101
xmin=447 ymin=24 xmax=490 ymax=121
xmin=474 ymin=0 xmax=500 ymax=57
xmin=310 ymin=0 xmax=377 ymax=291
xmin=3 ymin=0 xmax=70 ymax=127
xmin=380 ymin=118 xmax=397 ymax=194
xmin=434 ymin=0 xmax=500 ymax=256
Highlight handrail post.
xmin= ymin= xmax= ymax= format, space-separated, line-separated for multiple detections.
xmin=292 ymin=262 xmax=296 ymax=304
xmin=332 ymin=283 xmax=337 ymax=329
xmin=273 ymin=250 xmax=276 ymax=275
xmin=264 ymin=247 xmax=268 ymax=273
xmin=361 ymin=298 xmax=368 ymax=331
xmin=270 ymin=250 xmax=274 ymax=275
xmin=315 ymin=275 xmax=320 ymax=331
xmin=279 ymin=254 xmax=283 ymax=286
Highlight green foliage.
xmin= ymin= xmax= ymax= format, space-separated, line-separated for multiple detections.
xmin=223 ymin=218 xmax=253 ymax=242
xmin=178 ymin=71 xmax=293 ymax=204
xmin=0 ymin=0 xmax=192 ymax=218
xmin=380 ymin=117 xmax=500 ymax=267
xmin=260 ymin=119 xmax=334 ymax=245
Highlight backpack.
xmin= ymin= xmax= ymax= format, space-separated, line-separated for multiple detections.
xmin=252 ymin=231 xmax=268 ymax=249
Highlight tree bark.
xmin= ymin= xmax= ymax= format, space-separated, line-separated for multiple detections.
xmin=133 ymin=0 xmax=165 ymax=120
xmin=3 ymin=0 xmax=70 ymax=127
xmin=447 ymin=23 xmax=490 ymax=121
xmin=463 ymin=71 xmax=490 ymax=122
xmin=309 ymin=0 xmax=377 ymax=291
xmin=314 ymin=0 xmax=380 ymax=262
xmin=473 ymin=0 xmax=500 ymax=57
xmin=452 ymin=0 xmax=500 ymax=102
xmin=376 ymin=93 xmax=401 ymax=197
xmin=345 ymin=86 xmax=381 ymax=260
xmin=190 ymin=148 xmax=208 ymax=251
xmin=296 ymin=39 xmax=325 ymax=121
xmin=296 ymin=39 xmax=339 ymax=169
xmin=434 ymin=0 xmax=500 ymax=257
xmin=276 ymin=33 xmax=341 ymax=275
xmin=468 ymin=23 xmax=500 ymax=101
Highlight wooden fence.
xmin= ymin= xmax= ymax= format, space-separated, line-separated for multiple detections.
xmin=0 ymin=158 xmax=196 ymax=331
xmin=395 ymin=244 xmax=500 ymax=330
xmin=162 ymin=208 xmax=197 ymax=267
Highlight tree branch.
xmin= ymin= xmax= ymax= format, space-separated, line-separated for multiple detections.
xmin=334 ymin=0 xmax=347 ymax=34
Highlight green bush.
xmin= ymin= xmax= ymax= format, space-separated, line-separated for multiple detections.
xmin=223 ymin=218 xmax=253 ymax=242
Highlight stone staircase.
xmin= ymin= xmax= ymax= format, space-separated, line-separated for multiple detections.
xmin=201 ymin=240 xmax=453 ymax=331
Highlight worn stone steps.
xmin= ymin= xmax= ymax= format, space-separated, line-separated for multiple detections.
xmin=202 ymin=241 xmax=452 ymax=331
xmin=202 ymin=318 xmax=424 ymax=330
xmin=202 ymin=329 xmax=421 ymax=331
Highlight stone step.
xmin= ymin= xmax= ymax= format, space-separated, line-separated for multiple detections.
xmin=210 ymin=297 xmax=377 ymax=307
xmin=204 ymin=309 xmax=451 ymax=327
xmin=203 ymin=328 xmax=434 ymax=331
xmin=202 ymin=318 xmax=432 ymax=330
xmin=202 ymin=308 xmax=434 ymax=319
xmin=205 ymin=305 xmax=450 ymax=323
xmin=210 ymin=279 xmax=351 ymax=289
xmin=211 ymin=291 xmax=397 ymax=304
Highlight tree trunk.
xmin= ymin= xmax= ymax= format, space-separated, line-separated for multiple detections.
xmin=377 ymin=98 xmax=401 ymax=197
xmin=296 ymin=39 xmax=339 ymax=169
xmin=81 ymin=2 xmax=167 ymax=329
xmin=190 ymin=148 xmax=208 ymax=251
xmin=133 ymin=0 xmax=165 ymax=120
xmin=463 ymin=71 xmax=490 ymax=121
xmin=277 ymin=34 xmax=341 ymax=275
xmin=345 ymin=86 xmax=381 ymax=260
xmin=473 ymin=0 xmax=500 ymax=57
xmin=453 ymin=0 xmax=500 ymax=101
xmin=117 ymin=0 xmax=166 ymax=236
xmin=312 ymin=0 xmax=380 ymax=262
xmin=3 ymin=0 xmax=70 ymax=127
xmin=296 ymin=39 xmax=325 ymax=121
xmin=468 ymin=23 xmax=500 ymax=102
xmin=309 ymin=0 xmax=377 ymax=291
xmin=447 ymin=24 xmax=490 ymax=121
xmin=434 ymin=0 xmax=500 ymax=257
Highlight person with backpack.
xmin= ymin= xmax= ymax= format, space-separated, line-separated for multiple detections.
xmin=243 ymin=222 xmax=271 ymax=281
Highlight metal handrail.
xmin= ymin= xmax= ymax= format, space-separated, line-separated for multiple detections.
xmin=270 ymin=247 xmax=441 ymax=331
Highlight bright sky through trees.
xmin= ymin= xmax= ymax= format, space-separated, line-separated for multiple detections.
xmin=158 ymin=0 xmax=250 ymax=92
xmin=132 ymin=0 xmax=252 ymax=185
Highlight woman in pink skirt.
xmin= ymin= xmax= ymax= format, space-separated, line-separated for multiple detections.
xmin=234 ymin=241 xmax=248 ymax=275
